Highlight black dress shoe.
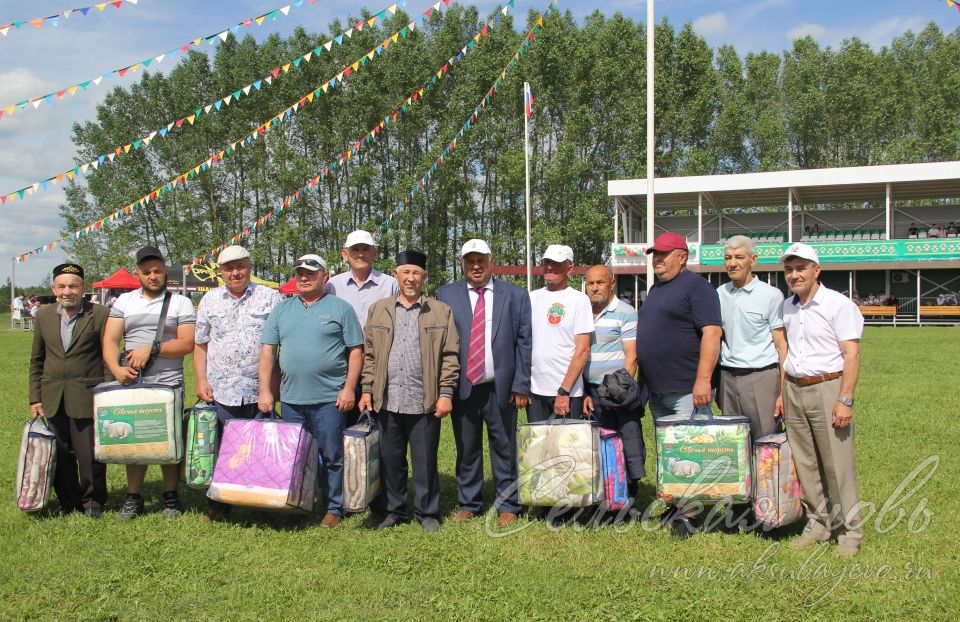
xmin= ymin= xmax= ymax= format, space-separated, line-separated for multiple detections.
xmin=670 ymin=514 xmax=697 ymax=540
xmin=375 ymin=515 xmax=408 ymax=530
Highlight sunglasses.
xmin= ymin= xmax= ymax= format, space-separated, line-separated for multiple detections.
xmin=294 ymin=259 xmax=325 ymax=270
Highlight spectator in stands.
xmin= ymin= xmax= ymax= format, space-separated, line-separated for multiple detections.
xmin=865 ymin=293 xmax=878 ymax=306
xmin=937 ymin=292 xmax=958 ymax=306
xmin=947 ymin=222 xmax=958 ymax=236
xmin=812 ymin=223 xmax=820 ymax=234
xmin=928 ymin=223 xmax=942 ymax=238
xmin=803 ymin=225 xmax=811 ymax=235
xmin=885 ymin=293 xmax=898 ymax=307
xmin=908 ymin=223 xmax=918 ymax=237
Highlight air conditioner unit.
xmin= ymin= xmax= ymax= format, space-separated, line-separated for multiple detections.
xmin=892 ymin=271 xmax=909 ymax=284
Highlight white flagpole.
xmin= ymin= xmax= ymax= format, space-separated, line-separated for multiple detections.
xmin=645 ymin=0 xmax=656 ymax=291
xmin=524 ymin=82 xmax=533 ymax=292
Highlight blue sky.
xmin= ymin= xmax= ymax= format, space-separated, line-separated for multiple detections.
xmin=1 ymin=0 xmax=956 ymax=285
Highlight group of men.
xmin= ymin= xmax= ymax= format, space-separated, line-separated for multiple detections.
xmin=26 ymin=228 xmax=864 ymax=555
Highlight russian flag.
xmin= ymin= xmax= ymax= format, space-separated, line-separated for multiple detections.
xmin=524 ymin=81 xmax=534 ymax=119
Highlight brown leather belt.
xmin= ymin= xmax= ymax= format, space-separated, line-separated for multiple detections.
xmin=786 ymin=371 xmax=842 ymax=387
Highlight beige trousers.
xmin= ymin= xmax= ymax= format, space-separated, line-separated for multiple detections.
xmin=783 ymin=377 xmax=863 ymax=546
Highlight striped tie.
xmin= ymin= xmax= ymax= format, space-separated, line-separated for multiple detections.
xmin=466 ymin=287 xmax=486 ymax=385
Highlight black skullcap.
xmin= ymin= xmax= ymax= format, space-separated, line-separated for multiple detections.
xmin=395 ymin=250 xmax=427 ymax=270
xmin=53 ymin=263 xmax=84 ymax=279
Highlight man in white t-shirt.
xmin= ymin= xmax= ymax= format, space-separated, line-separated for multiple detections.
xmin=527 ymin=244 xmax=594 ymax=422
xmin=102 ymin=246 xmax=196 ymax=521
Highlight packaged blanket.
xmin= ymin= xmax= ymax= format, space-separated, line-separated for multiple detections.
xmin=752 ymin=432 xmax=803 ymax=528
xmin=92 ymin=382 xmax=183 ymax=464
xmin=599 ymin=428 xmax=629 ymax=510
xmin=518 ymin=417 xmax=604 ymax=507
xmin=183 ymin=403 xmax=220 ymax=489
xmin=654 ymin=412 xmax=751 ymax=504
xmin=342 ymin=412 xmax=380 ymax=513
xmin=15 ymin=415 xmax=57 ymax=512
xmin=207 ymin=416 xmax=317 ymax=511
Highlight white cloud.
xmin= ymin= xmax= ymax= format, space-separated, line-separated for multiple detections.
xmin=787 ymin=22 xmax=828 ymax=42
xmin=861 ymin=16 xmax=928 ymax=48
xmin=693 ymin=12 xmax=728 ymax=37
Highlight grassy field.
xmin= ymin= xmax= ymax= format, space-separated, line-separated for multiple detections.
xmin=1 ymin=321 xmax=958 ymax=620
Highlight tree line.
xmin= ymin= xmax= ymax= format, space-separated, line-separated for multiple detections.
xmin=56 ymin=6 xmax=960 ymax=284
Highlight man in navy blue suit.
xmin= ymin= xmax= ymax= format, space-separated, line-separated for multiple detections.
xmin=437 ymin=239 xmax=532 ymax=528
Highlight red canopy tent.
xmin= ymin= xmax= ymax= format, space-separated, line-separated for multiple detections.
xmin=279 ymin=277 xmax=298 ymax=294
xmin=92 ymin=267 xmax=139 ymax=290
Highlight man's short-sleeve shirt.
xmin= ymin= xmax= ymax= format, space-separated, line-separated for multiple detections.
xmin=783 ymin=284 xmax=863 ymax=378
xmin=260 ymin=294 xmax=363 ymax=405
xmin=585 ymin=297 xmax=637 ymax=385
xmin=717 ymin=277 xmax=784 ymax=369
xmin=195 ymin=283 xmax=281 ymax=406
xmin=110 ymin=288 xmax=196 ymax=385
xmin=529 ymin=286 xmax=594 ymax=397
xmin=636 ymin=270 xmax=721 ymax=395
xmin=325 ymin=269 xmax=399 ymax=329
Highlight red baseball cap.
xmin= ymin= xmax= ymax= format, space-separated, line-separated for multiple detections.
xmin=645 ymin=232 xmax=688 ymax=254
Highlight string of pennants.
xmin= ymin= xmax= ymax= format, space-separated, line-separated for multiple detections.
xmin=0 ymin=0 xmax=139 ymax=36
xmin=1 ymin=0 xmax=413 ymax=205
xmin=12 ymin=0 xmax=511 ymax=264
xmin=188 ymin=2 xmax=517 ymax=267
xmin=0 ymin=0 xmax=330 ymax=121
xmin=947 ymin=0 xmax=960 ymax=11
xmin=371 ymin=3 xmax=553 ymax=242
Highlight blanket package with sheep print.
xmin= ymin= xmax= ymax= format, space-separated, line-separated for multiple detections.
xmin=207 ymin=418 xmax=317 ymax=511
xmin=517 ymin=417 xmax=604 ymax=507
xmin=342 ymin=415 xmax=381 ymax=513
xmin=91 ymin=382 xmax=183 ymax=464
xmin=654 ymin=412 xmax=751 ymax=504
xmin=15 ymin=416 xmax=57 ymax=512
xmin=751 ymin=432 xmax=803 ymax=528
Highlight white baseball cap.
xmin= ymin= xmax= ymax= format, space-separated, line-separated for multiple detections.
xmin=542 ymin=244 xmax=574 ymax=264
xmin=780 ymin=242 xmax=820 ymax=265
xmin=217 ymin=245 xmax=251 ymax=265
xmin=294 ymin=254 xmax=327 ymax=272
xmin=344 ymin=230 xmax=376 ymax=249
xmin=460 ymin=238 xmax=492 ymax=257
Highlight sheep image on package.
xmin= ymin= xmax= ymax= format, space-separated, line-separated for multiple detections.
xmin=92 ymin=382 xmax=183 ymax=464
xmin=654 ymin=412 xmax=751 ymax=503
xmin=15 ymin=416 xmax=57 ymax=512
xmin=751 ymin=432 xmax=803 ymax=528
xmin=207 ymin=417 xmax=317 ymax=511
xmin=517 ymin=417 xmax=604 ymax=507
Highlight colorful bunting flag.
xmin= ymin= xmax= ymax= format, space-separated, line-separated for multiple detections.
xmin=11 ymin=0 xmax=510 ymax=262
xmin=184 ymin=2 xmax=517 ymax=267
xmin=2 ymin=0 xmax=416 ymax=204
xmin=0 ymin=0 xmax=333 ymax=120
xmin=0 ymin=0 xmax=138 ymax=37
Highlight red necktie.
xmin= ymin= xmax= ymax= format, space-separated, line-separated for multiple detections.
xmin=466 ymin=288 xmax=486 ymax=385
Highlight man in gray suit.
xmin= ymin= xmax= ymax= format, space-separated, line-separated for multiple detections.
xmin=28 ymin=263 xmax=111 ymax=516
xmin=437 ymin=239 xmax=532 ymax=528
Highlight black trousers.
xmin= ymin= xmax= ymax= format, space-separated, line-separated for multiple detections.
xmin=526 ymin=394 xmax=585 ymax=423
xmin=452 ymin=383 xmax=520 ymax=514
xmin=378 ymin=410 xmax=441 ymax=522
xmin=48 ymin=407 xmax=107 ymax=512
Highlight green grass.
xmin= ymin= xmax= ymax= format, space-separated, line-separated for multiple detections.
xmin=1 ymin=322 xmax=958 ymax=620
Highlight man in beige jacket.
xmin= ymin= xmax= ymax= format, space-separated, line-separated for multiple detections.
xmin=358 ymin=250 xmax=459 ymax=532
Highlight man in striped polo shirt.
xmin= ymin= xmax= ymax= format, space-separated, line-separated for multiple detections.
xmin=582 ymin=265 xmax=646 ymax=498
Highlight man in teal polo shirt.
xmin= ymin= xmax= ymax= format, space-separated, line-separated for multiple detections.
xmin=258 ymin=253 xmax=363 ymax=528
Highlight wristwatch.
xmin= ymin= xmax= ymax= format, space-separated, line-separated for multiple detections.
xmin=150 ymin=340 xmax=162 ymax=357
xmin=837 ymin=396 xmax=855 ymax=407
xmin=557 ymin=387 xmax=570 ymax=397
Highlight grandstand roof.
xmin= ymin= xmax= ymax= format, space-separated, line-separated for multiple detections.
xmin=608 ymin=160 xmax=960 ymax=212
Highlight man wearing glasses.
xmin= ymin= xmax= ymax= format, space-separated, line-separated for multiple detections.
xmin=194 ymin=245 xmax=281 ymax=522
xmin=258 ymin=253 xmax=363 ymax=529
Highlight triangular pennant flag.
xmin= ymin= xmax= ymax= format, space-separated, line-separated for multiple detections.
xmin=324 ymin=40 xmax=333 ymax=51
